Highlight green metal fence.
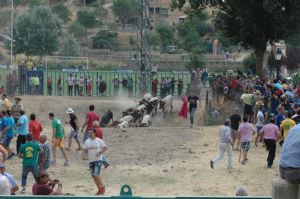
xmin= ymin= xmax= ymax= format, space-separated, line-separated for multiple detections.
xmin=1 ymin=185 xmax=272 ymax=199
xmin=40 ymin=70 xmax=191 ymax=97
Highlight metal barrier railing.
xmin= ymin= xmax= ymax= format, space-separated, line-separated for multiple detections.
xmin=1 ymin=185 xmax=272 ymax=199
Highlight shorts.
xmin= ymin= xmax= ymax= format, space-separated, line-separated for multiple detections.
xmin=89 ymin=160 xmax=102 ymax=176
xmin=256 ymin=125 xmax=263 ymax=134
xmin=3 ymin=136 xmax=12 ymax=148
xmin=70 ymin=129 xmax=78 ymax=139
xmin=52 ymin=138 xmax=64 ymax=148
xmin=241 ymin=142 xmax=251 ymax=152
xmin=231 ymin=129 xmax=239 ymax=140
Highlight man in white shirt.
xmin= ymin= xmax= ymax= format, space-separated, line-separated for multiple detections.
xmin=0 ymin=174 xmax=11 ymax=195
xmin=83 ymin=128 xmax=108 ymax=195
xmin=66 ymin=74 xmax=74 ymax=96
xmin=255 ymin=105 xmax=265 ymax=146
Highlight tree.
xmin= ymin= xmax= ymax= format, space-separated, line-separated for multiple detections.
xmin=149 ymin=31 xmax=160 ymax=46
xmin=0 ymin=10 xmax=10 ymax=32
xmin=92 ymin=30 xmax=119 ymax=49
xmin=51 ymin=2 xmax=72 ymax=23
xmin=77 ymin=10 xmax=96 ymax=28
xmin=13 ymin=6 xmax=63 ymax=57
xmin=185 ymin=48 xmax=206 ymax=70
xmin=68 ymin=21 xmax=87 ymax=39
xmin=171 ymin=0 xmax=300 ymax=76
xmin=59 ymin=34 xmax=80 ymax=56
xmin=88 ymin=0 xmax=108 ymax=18
xmin=155 ymin=22 xmax=174 ymax=51
xmin=111 ymin=0 xmax=138 ymax=29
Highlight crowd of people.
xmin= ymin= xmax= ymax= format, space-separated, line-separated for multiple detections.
xmin=0 ymin=95 xmax=111 ymax=195
xmin=209 ymin=70 xmax=300 ymax=185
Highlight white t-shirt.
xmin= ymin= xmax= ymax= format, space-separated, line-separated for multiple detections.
xmin=83 ymin=138 xmax=106 ymax=163
xmin=0 ymin=175 xmax=11 ymax=195
xmin=67 ymin=77 xmax=74 ymax=86
xmin=256 ymin=111 xmax=264 ymax=126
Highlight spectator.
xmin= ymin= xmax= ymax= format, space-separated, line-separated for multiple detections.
xmin=280 ymin=112 xmax=296 ymax=141
xmin=18 ymin=134 xmax=41 ymax=193
xmin=210 ymin=119 xmax=233 ymax=170
xmin=151 ymin=78 xmax=158 ymax=97
xmin=98 ymin=76 xmax=107 ymax=97
xmin=0 ymin=175 xmax=11 ymax=195
xmin=86 ymin=76 xmax=92 ymax=96
xmin=57 ymin=76 xmax=62 ymax=96
xmin=74 ymin=74 xmax=80 ymax=96
xmin=29 ymin=114 xmax=43 ymax=142
xmin=16 ymin=109 xmax=29 ymax=154
xmin=48 ymin=112 xmax=69 ymax=166
xmin=79 ymin=75 xmax=84 ymax=96
xmin=122 ymin=77 xmax=128 ymax=96
xmin=170 ymin=77 xmax=176 ymax=96
xmin=292 ymin=109 xmax=300 ymax=124
xmin=38 ymin=135 xmax=51 ymax=172
xmin=32 ymin=171 xmax=62 ymax=195
xmin=11 ymin=96 xmax=24 ymax=124
xmin=1 ymin=110 xmax=15 ymax=159
xmin=279 ymin=124 xmax=300 ymax=183
xmin=112 ymin=76 xmax=120 ymax=96
xmin=160 ymin=77 xmax=165 ymax=97
xmin=177 ymin=78 xmax=183 ymax=97
xmin=66 ymin=74 xmax=74 ymax=96
xmin=275 ymin=105 xmax=286 ymax=127
xmin=2 ymin=93 xmax=11 ymax=111
xmin=236 ymin=186 xmax=248 ymax=196
xmin=82 ymin=128 xmax=108 ymax=195
xmin=240 ymin=90 xmax=254 ymax=123
xmin=238 ymin=117 xmax=255 ymax=165
xmin=254 ymin=104 xmax=265 ymax=146
xmin=0 ymin=163 xmax=19 ymax=195
xmin=127 ymin=77 xmax=133 ymax=97
xmin=47 ymin=77 xmax=52 ymax=96
xmin=188 ymin=92 xmax=200 ymax=128
xmin=65 ymin=108 xmax=81 ymax=151
xmin=229 ymin=107 xmax=241 ymax=150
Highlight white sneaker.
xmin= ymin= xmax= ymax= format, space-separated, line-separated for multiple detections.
xmin=63 ymin=160 xmax=70 ymax=166
xmin=21 ymin=187 xmax=26 ymax=193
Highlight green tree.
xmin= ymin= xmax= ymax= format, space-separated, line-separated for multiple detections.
xmin=0 ymin=10 xmax=10 ymax=32
xmin=155 ymin=22 xmax=174 ymax=51
xmin=92 ymin=30 xmax=119 ymax=49
xmin=242 ymin=53 xmax=256 ymax=74
xmin=51 ymin=2 xmax=71 ymax=23
xmin=149 ymin=31 xmax=160 ymax=46
xmin=59 ymin=34 xmax=80 ymax=56
xmin=185 ymin=48 xmax=206 ymax=70
xmin=88 ymin=0 xmax=108 ymax=18
xmin=68 ymin=21 xmax=87 ymax=39
xmin=13 ymin=6 xmax=63 ymax=57
xmin=77 ymin=10 xmax=96 ymax=29
xmin=111 ymin=0 xmax=138 ymax=29
xmin=171 ymin=0 xmax=300 ymax=76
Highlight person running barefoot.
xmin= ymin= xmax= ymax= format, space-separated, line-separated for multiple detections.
xmin=83 ymin=129 xmax=107 ymax=195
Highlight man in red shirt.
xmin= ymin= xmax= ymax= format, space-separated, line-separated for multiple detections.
xmin=32 ymin=171 xmax=62 ymax=195
xmin=29 ymin=114 xmax=43 ymax=142
xmin=81 ymin=105 xmax=100 ymax=143
xmin=151 ymin=78 xmax=159 ymax=97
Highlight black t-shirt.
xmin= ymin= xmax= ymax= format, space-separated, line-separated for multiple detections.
xmin=230 ymin=114 xmax=241 ymax=130
xmin=188 ymin=96 xmax=199 ymax=109
xmin=69 ymin=113 xmax=78 ymax=130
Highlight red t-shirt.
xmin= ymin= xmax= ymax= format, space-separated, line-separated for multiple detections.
xmin=229 ymin=79 xmax=238 ymax=89
xmin=32 ymin=183 xmax=53 ymax=195
xmin=86 ymin=112 xmax=100 ymax=129
xmin=95 ymin=127 xmax=103 ymax=140
xmin=29 ymin=120 xmax=43 ymax=141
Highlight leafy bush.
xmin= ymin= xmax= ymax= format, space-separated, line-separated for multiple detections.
xmin=68 ymin=21 xmax=87 ymax=39
xmin=52 ymin=2 xmax=71 ymax=22
xmin=92 ymin=30 xmax=119 ymax=50
xmin=242 ymin=53 xmax=256 ymax=74
xmin=77 ymin=10 xmax=96 ymax=29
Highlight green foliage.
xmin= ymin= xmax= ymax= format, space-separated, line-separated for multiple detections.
xmin=185 ymin=48 xmax=206 ymax=70
xmin=0 ymin=10 xmax=10 ymax=32
xmin=51 ymin=2 xmax=71 ymax=22
xmin=77 ymin=10 xmax=96 ymax=29
xmin=87 ymin=0 xmax=108 ymax=18
xmin=155 ymin=22 xmax=175 ymax=51
xmin=111 ymin=0 xmax=138 ymax=29
xmin=149 ymin=31 xmax=160 ymax=46
xmin=13 ymin=6 xmax=63 ymax=56
xmin=59 ymin=34 xmax=80 ymax=56
xmin=128 ymin=35 xmax=136 ymax=46
xmin=92 ymin=30 xmax=119 ymax=49
xmin=242 ymin=53 xmax=256 ymax=74
xmin=68 ymin=21 xmax=87 ymax=39
xmin=29 ymin=0 xmax=45 ymax=8
xmin=171 ymin=0 xmax=300 ymax=76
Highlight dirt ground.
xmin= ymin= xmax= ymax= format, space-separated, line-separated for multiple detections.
xmin=4 ymin=96 xmax=279 ymax=196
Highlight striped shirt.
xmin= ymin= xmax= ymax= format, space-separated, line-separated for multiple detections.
xmin=39 ymin=142 xmax=51 ymax=170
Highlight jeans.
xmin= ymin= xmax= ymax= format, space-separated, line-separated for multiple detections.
xmin=22 ymin=165 xmax=38 ymax=186
xmin=83 ymin=130 xmax=89 ymax=144
xmin=264 ymin=139 xmax=276 ymax=167
xmin=212 ymin=143 xmax=233 ymax=169
xmin=189 ymin=107 xmax=197 ymax=125
xmin=68 ymin=85 xmax=73 ymax=96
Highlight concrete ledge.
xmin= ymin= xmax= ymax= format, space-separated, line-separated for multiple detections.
xmin=272 ymin=177 xmax=299 ymax=199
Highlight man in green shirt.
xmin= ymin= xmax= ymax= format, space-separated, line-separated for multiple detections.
xmin=18 ymin=133 xmax=41 ymax=193
xmin=49 ymin=112 xmax=69 ymax=166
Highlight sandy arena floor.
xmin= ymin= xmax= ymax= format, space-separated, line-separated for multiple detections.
xmin=3 ymin=96 xmax=279 ymax=196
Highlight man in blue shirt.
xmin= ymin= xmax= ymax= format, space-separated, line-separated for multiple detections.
xmin=1 ymin=110 xmax=15 ymax=159
xmin=16 ymin=109 xmax=29 ymax=153
xmin=279 ymin=124 xmax=300 ymax=183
